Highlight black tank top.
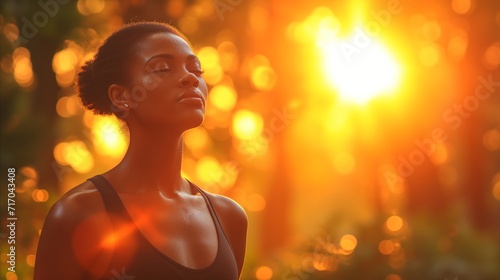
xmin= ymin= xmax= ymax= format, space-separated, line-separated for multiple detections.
xmin=88 ymin=175 xmax=239 ymax=280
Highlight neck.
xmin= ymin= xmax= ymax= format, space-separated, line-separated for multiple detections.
xmin=110 ymin=126 xmax=187 ymax=196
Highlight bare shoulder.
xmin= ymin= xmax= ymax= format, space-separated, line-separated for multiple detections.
xmin=34 ymin=179 xmax=112 ymax=279
xmin=47 ymin=180 xmax=105 ymax=222
xmin=204 ymin=191 xmax=248 ymax=225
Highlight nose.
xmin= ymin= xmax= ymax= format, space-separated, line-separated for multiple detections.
xmin=178 ymin=72 xmax=199 ymax=88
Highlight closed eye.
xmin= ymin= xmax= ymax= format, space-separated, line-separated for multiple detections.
xmin=191 ymin=69 xmax=205 ymax=76
xmin=153 ymin=68 xmax=170 ymax=73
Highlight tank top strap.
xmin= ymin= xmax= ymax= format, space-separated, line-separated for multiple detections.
xmin=88 ymin=175 xmax=128 ymax=221
xmin=188 ymin=181 xmax=232 ymax=246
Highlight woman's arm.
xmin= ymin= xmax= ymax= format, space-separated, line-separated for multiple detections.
xmin=34 ymin=183 xmax=113 ymax=280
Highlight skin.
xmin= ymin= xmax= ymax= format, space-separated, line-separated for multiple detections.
xmin=34 ymin=32 xmax=248 ymax=279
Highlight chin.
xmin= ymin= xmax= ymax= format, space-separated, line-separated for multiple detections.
xmin=179 ymin=114 xmax=205 ymax=130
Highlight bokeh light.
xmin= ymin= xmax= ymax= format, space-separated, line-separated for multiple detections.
xmin=197 ymin=46 xmax=223 ymax=85
xmin=255 ymin=265 xmax=273 ymax=280
xmin=32 ymin=189 xmax=49 ymax=203
xmin=419 ymin=43 xmax=442 ymax=67
xmin=379 ymin=239 xmax=397 ymax=255
xmin=12 ymin=47 xmax=34 ymax=87
xmin=451 ymin=0 xmax=473 ymax=14
xmin=318 ymin=31 xmax=401 ymax=104
xmin=77 ymin=0 xmax=106 ymax=16
xmin=56 ymin=96 xmax=81 ymax=118
xmin=246 ymin=193 xmax=266 ymax=212
xmin=53 ymin=140 xmax=95 ymax=173
xmin=483 ymin=128 xmax=500 ymax=151
xmin=208 ymin=84 xmax=238 ymax=111
xmin=386 ymin=215 xmax=404 ymax=232
xmin=184 ymin=126 xmax=210 ymax=155
xmin=26 ymin=254 xmax=36 ymax=267
xmin=5 ymin=272 xmax=17 ymax=280
xmin=493 ymin=173 xmax=500 ymax=201
xmin=482 ymin=42 xmax=500 ymax=70
xmin=231 ymin=109 xmax=264 ymax=140
xmin=91 ymin=116 xmax=127 ymax=158
xmin=339 ymin=234 xmax=357 ymax=252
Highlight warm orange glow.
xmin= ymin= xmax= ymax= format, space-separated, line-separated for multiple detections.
xmin=419 ymin=43 xmax=441 ymax=67
xmin=448 ymin=31 xmax=468 ymax=62
xmin=184 ymin=127 xmax=210 ymax=154
xmin=26 ymin=254 xmax=36 ymax=267
xmin=422 ymin=21 xmax=441 ymax=41
xmin=165 ymin=0 xmax=185 ymax=18
xmin=5 ymin=272 xmax=17 ymax=280
xmin=247 ymin=193 xmax=266 ymax=212
xmin=217 ymin=41 xmax=239 ymax=72
xmin=255 ymin=266 xmax=273 ymax=280
xmin=482 ymin=43 xmax=500 ymax=70
xmin=197 ymin=46 xmax=223 ymax=85
xmin=32 ymin=189 xmax=49 ymax=202
xmin=313 ymin=256 xmax=330 ymax=271
xmin=56 ymin=70 xmax=77 ymax=87
xmin=232 ymin=110 xmax=264 ymax=139
xmin=493 ymin=181 xmax=500 ymax=201
xmin=53 ymin=49 xmax=78 ymax=74
xmin=334 ymin=152 xmax=356 ymax=174
xmin=54 ymin=140 xmax=95 ymax=173
xmin=12 ymin=47 xmax=34 ymax=87
xmin=209 ymin=85 xmax=238 ymax=111
xmin=385 ymin=274 xmax=402 ymax=280
xmin=20 ymin=166 xmax=37 ymax=179
xmin=483 ymin=128 xmax=500 ymax=151
xmin=318 ymin=32 xmax=401 ymax=104
xmin=179 ymin=15 xmax=199 ymax=34
xmin=77 ymin=0 xmax=106 ymax=15
xmin=101 ymin=233 xmax=118 ymax=248
xmin=429 ymin=144 xmax=448 ymax=165
xmin=86 ymin=0 xmax=105 ymax=13
xmin=295 ymin=5 xmax=402 ymax=105
xmin=83 ymin=110 xmax=95 ymax=128
xmin=339 ymin=234 xmax=357 ymax=251
xmin=378 ymin=239 xmax=397 ymax=255
xmin=250 ymin=65 xmax=276 ymax=91
xmin=451 ymin=0 xmax=472 ymax=14
xmin=53 ymin=47 xmax=81 ymax=87
xmin=195 ymin=156 xmax=222 ymax=184
xmin=99 ymin=220 xmax=140 ymax=250
xmin=3 ymin=23 xmax=19 ymax=42
xmin=438 ymin=166 xmax=458 ymax=187
xmin=388 ymin=250 xmax=406 ymax=269
xmin=92 ymin=116 xmax=127 ymax=158
xmin=386 ymin=215 xmax=404 ymax=232
xmin=56 ymin=96 xmax=81 ymax=118
xmin=23 ymin=179 xmax=37 ymax=188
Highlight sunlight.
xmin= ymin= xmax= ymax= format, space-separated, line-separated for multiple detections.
xmin=317 ymin=28 xmax=402 ymax=105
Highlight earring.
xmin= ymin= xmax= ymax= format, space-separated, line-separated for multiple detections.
xmin=124 ymin=104 xmax=129 ymax=108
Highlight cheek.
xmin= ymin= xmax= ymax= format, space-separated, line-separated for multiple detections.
xmin=142 ymin=75 xmax=162 ymax=91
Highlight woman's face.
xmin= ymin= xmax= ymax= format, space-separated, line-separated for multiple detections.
xmin=122 ymin=32 xmax=208 ymax=132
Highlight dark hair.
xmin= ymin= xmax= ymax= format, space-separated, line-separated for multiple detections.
xmin=76 ymin=22 xmax=188 ymax=115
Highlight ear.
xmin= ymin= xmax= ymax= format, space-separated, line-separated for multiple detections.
xmin=108 ymin=84 xmax=131 ymax=110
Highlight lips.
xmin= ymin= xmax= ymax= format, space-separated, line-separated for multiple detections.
xmin=176 ymin=90 xmax=205 ymax=107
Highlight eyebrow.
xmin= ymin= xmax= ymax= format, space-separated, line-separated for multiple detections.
xmin=146 ymin=54 xmax=200 ymax=64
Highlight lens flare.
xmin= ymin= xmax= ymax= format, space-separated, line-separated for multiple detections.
xmin=318 ymin=29 xmax=401 ymax=104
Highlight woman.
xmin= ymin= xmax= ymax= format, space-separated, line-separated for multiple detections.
xmin=34 ymin=22 xmax=247 ymax=280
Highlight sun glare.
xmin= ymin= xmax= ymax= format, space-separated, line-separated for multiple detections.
xmin=317 ymin=28 xmax=402 ymax=105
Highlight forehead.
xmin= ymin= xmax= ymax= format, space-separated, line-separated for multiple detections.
xmin=130 ymin=32 xmax=194 ymax=62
